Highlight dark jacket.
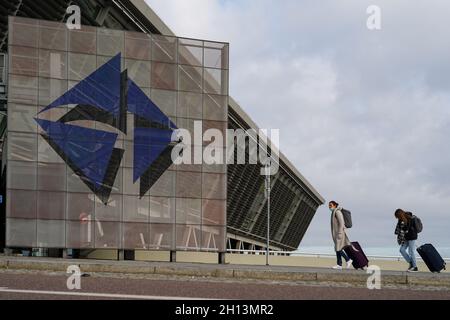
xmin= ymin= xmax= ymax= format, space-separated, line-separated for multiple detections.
xmin=395 ymin=215 xmax=418 ymax=245
xmin=405 ymin=212 xmax=418 ymax=241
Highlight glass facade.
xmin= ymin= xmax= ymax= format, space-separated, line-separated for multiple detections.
xmin=6 ymin=17 xmax=229 ymax=252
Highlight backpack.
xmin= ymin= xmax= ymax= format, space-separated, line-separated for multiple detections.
xmin=341 ymin=209 xmax=352 ymax=228
xmin=412 ymin=216 xmax=423 ymax=233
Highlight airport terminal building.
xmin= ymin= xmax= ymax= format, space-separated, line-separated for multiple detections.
xmin=0 ymin=0 xmax=324 ymax=261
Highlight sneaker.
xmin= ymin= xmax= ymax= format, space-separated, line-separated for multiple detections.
xmin=408 ymin=267 xmax=419 ymax=273
xmin=346 ymin=259 xmax=353 ymax=269
xmin=332 ymin=265 xmax=343 ymax=270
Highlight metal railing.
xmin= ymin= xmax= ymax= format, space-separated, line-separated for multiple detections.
xmin=226 ymin=249 xmax=450 ymax=262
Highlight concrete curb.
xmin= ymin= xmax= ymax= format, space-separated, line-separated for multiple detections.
xmin=233 ymin=269 xmax=317 ymax=281
xmin=1 ymin=257 xmax=449 ymax=288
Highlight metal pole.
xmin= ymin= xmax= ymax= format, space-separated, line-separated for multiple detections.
xmin=265 ymin=164 xmax=271 ymax=266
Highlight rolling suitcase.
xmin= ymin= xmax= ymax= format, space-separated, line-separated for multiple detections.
xmin=344 ymin=241 xmax=369 ymax=270
xmin=417 ymin=244 xmax=446 ymax=273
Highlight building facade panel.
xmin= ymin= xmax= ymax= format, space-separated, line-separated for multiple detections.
xmin=5 ymin=16 xmax=228 ymax=252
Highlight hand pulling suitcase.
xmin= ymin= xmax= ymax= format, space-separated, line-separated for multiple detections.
xmin=417 ymin=244 xmax=446 ymax=273
xmin=344 ymin=241 xmax=369 ymax=270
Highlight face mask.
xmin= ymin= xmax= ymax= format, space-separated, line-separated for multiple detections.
xmin=329 ymin=207 xmax=334 ymax=212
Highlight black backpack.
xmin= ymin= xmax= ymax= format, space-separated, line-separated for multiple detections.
xmin=341 ymin=209 xmax=352 ymax=228
xmin=406 ymin=211 xmax=423 ymax=233
xmin=413 ymin=216 xmax=423 ymax=233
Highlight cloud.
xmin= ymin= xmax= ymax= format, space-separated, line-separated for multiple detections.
xmin=147 ymin=0 xmax=450 ymax=250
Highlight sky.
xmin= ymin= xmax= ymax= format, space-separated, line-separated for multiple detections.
xmin=146 ymin=0 xmax=450 ymax=249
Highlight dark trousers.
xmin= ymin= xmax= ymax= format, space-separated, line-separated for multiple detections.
xmin=336 ymin=250 xmax=350 ymax=266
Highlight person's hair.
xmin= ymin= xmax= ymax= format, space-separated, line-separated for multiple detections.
xmin=395 ymin=208 xmax=410 ymax=223
xmin=329 ymin=201 xmax=339 ymax=207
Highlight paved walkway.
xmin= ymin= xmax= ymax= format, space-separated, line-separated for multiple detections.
xmin=0 ymin=255 xmax=449 ymax=288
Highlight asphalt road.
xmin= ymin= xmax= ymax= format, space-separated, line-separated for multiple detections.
xmin=0 ymin=270 xmax=449 ymax=300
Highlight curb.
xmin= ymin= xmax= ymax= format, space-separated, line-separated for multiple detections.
xmin=1 ymin=257 xmax=450 ymax=288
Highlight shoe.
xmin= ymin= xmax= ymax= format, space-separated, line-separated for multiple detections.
xmin=346 ymin=259 xmax=353 ymax=269
xmin=332 ymin=265 xmax=343 ymax=270
xmin=407 ymin=267 xmax=418 ymax=273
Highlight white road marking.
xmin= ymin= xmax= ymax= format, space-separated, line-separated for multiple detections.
xmin=0 ymin=288 xmax=216 ymax=300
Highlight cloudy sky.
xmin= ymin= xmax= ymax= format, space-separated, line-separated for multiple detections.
xmin=146 ymin=0 xmax=450 ymax=250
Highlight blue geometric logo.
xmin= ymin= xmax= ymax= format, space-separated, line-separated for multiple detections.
xmin=35 ymin=54 xmax=178 ymax=204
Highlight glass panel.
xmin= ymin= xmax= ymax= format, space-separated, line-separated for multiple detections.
xmin=124 ymin=113 xmax=135 ymax=142
xmin=202 ymin=173 xmax=226 ymax=200
xmin=67 ymin=166 xmax=95 ymax=193
xmin=9 ymin=46 xmax=38 ymax=76
xmin=202 ymin=146 xmax=226 ymax=173
xmin=37 ymin=191 xmax=66 ymax=220
xmin=176 ymin=224 xmax=201 ymax=250
xmin=202 ymin=199 xmax=226 ymax=225
xmin=6 ymin=218 xmax=37 ymax=248
xmin=8 ymin=104 xmax=37 ymax=133
xmin=203 ymin=94 xmax=227 ymax=121
xmin=123 ymin=223 xmax=149 ymax=249
xmin=110 ymin=167 xmax=123 ymax=195
xmin=38 ymin=134 xmax=64 ymax=164
xmin=179 ymin=42 xmax=203 ymax=67
xmin=66 ymin=220 xmax=94 ymax=248
xmin=149 ymin=223 xmax=174 ymax=250
xmin=151 ymin=62 xmax=177 ymax=90
xmin=176 ymin=171 xmax=202 ymax=198
xmin=39 ymin=50 xmax=67 ymax=79
xmin=176 ymin=118 xmax=203 ymax=146
xmin=149 ymin=170 xmax=175 ymax=197
xmin=178 ymin=91 xmax=202 ymax=119
xmin=37 ymin=220 xmax=65 ymax=248
xmin=39 ymin=20 xmax=67 ymax=51
xmin=201 ymin=225 xmax=226 ymax=251
xmin=7 ymin=190 xmax=37 ymax=219
xmin=178 ymin=65 xmax=202 ymax=93
xmin=8 ymin=161 xmax=37 ymax=190
xmin=123 ymin=168 xmax=140 ymax=196
xmin=123 ymin=195 xmax=149 ymax=222
xmin=8 ymin=132 xmax=37 ymax=162
xmin=68 ymin=25 xmax=97 ymax=54
xmin=204 ymin=68 xmax=228 ymax=95
xmin=95 ymin=194 xmax=122 ymax=222
xmin=174 ymin=144 xmax=202 ymax=172
xmin=97 ymin=28 xmax=124 ymax=57
xmin=68 ymin=53 xmax=97 ymax=81
xmin=123 ymin=141 xmax=133 ymax=167
xmin=204 ymin=47 xmax=228 ymax=69
xmin=38 ymin=77 xmax=68 ymax=106
xmin=204 ymin=42 xmax=229 ymax=70
xmin=8 ymin=75 xmax=38 ymax=105
xmin=152 ymin=35 xmax=177 ymax=63
xmin=66 ymin=193 xmax=95 ymax=221
xmin=95 ymin=221 xmax=120 ymax=249
xmin=97 ymin=55 xmax=124 ymax=70
xmin=125 ymin=59 xmax=151 ymax=88
xmin=176 ymin=198 xmax=201 ymax=225
xmin=203 ymin=120 xmax=226 ymax=146
xmin=150 ymin=89 xmax=177 ymax=117
xmin=9 ymin=16 xmax=38 ymax=48
xmin=203 ymin=162 xmax=227 ymax=174
xmin=125 ymin=31 xmax=151 ymax=60
xmin=37 ymin=104 xmax=68 ymax=123
xmin=37 ymin=162 xmax=66 ymax=191
xmin=150 ymin=197 xmax=175 ymax=223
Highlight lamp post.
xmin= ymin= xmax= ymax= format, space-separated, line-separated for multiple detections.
xmin=265 ymin=163 xmax=271 ymax=266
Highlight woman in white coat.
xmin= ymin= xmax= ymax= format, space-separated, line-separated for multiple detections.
xmin=329 ymin=201 xmax=352 ymax=270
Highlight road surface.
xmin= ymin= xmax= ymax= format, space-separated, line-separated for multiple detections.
xmin=0 ymin=269 xmax=449 ymax=300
